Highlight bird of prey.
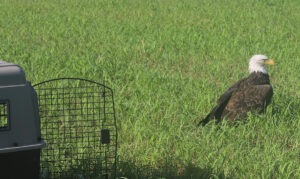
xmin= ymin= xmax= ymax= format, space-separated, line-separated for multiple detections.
xmin=198 ymin=54 xmax=274 ymax=126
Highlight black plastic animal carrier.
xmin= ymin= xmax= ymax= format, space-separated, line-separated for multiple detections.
xmin=0 ymin=61 xmax=46 ymax=179
xmin=34 ymin=78 xmax=117 ymax=178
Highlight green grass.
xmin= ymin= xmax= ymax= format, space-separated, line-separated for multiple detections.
xmin=1 ymin=0 xmax=300 ymax=178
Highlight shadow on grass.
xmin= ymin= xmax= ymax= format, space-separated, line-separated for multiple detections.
xmin=117 ymin=161 xmax=225 ymax=179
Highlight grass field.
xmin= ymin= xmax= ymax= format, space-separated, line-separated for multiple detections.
xmin=1 ymin=0 xmax=300 ymax=178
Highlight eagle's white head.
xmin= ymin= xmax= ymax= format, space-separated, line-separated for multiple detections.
xmin=249 ymin=54 xmax=275 ymax=74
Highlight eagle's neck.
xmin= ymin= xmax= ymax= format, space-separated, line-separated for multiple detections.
xmin=249 ymin=63 xmax=267 ymax=74
xmin=248 ymin=72 xmax=270 ymax=85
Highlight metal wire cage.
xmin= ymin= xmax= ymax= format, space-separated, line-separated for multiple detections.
xmin=33 ymin=78 xmax=117 ymax=178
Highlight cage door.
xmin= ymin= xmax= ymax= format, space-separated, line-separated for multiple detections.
xmin=34 ymin=78 xmax=117 ymax=178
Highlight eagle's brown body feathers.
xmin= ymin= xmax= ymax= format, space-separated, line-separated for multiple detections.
xmin=199 ymin=72 xmax=273 ymax=126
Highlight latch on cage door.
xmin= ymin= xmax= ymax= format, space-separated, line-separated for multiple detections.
xmin=101 ymin=129 xmax=110 ymax=144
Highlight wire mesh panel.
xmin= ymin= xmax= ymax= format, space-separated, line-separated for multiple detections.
xmin=34 ymin=78 xmax=117 ymax=178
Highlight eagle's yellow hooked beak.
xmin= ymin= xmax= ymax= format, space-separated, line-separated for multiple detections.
xmin=264 ymin=59 xmax=275 ymax=65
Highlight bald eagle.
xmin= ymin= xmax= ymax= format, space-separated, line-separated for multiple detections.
xmin=198 ymin=54 xmax=275 ymax=126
